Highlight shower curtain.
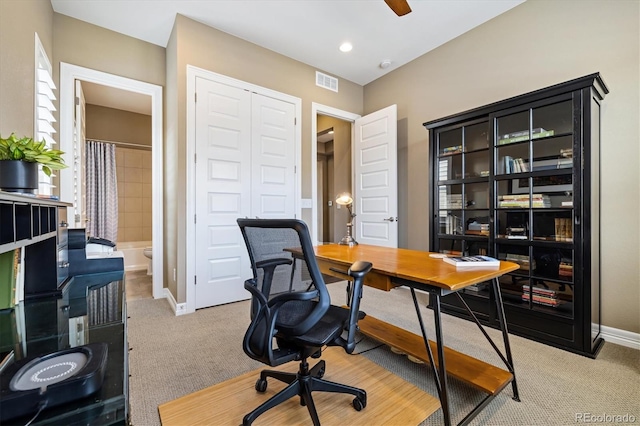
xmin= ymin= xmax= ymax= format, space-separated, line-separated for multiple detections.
xmin=85 ymin=140 xmax=118 ymax=242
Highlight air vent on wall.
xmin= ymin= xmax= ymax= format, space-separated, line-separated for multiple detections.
xmin=316 ymin=71 xmax=338 ymax=93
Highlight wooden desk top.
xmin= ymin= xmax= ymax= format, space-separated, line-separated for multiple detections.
xmin=311 ymin=244 xmax=519 ymax=292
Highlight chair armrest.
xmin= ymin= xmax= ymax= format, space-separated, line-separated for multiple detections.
xmin=255 ymin=258 xmax=292 ymax=270
xmin=348 ymin=260 xmax=373 ymax=279
xmin=268 ymin=289 xmax=319 ymax=308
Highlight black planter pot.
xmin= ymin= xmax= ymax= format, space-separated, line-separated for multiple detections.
xmin=0 ymin=160 xmax=39 ymax=193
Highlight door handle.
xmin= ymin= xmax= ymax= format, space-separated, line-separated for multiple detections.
xmin=383 ymin=217 xmax=397 ymax=222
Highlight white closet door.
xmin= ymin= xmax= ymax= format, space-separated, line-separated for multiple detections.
xmin=354 ymin=104 xmax=398 ymax=248
xmin=194 ymin=77 xmax=252 ymax=309
xmin=251 ymin=93 xmax=296 ymax=219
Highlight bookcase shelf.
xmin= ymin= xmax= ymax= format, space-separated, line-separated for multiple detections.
xmin=424 ymin=73 xmax=607 ymax=358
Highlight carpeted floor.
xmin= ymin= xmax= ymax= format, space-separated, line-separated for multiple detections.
xmin=127 ymin=283 xmax=639 ymax=425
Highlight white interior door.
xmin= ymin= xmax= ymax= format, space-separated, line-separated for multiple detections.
xmin=354 ymin=104 xmax=398 ymax=248
xmin=251 ymin=93 xmax=296 ymax=218
xmin=74 ymin=79 xmax=86 ymax=228
xmin=194 ymin=77 xmax=252 ymax=309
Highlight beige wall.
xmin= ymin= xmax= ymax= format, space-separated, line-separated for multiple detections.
xmin=167 ymin=14 xmax=364 ymax=302
xmin=85 ymin=104 xmax=152 ymax=146
xmin=115 ymin=147 xmax=152 ymax=243
xmin=52 ymin=14 xmax=165 ymax=88
xmin=0 ymin=0 xmax=53 ymax=137
xmin=363 ymin=0 xmax=640 ymax=333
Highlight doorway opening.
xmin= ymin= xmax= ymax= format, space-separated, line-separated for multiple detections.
xmin=59 ymin=63 xmax=164 ymax=300
xmin=310 ymin=103 xmax=360 ymax=245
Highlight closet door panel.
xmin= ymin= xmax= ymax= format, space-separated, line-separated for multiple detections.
xmin=251 ymin=93 xmax=296 ymax=219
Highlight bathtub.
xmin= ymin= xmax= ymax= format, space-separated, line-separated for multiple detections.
xmin=117 ymin=241 xmax=151 ymax=272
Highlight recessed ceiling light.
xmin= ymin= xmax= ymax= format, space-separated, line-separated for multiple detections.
xmin=380 ymin=60 xmax=392 ymax=69
xmin=339 ymin=42 xmax=353 ymax=53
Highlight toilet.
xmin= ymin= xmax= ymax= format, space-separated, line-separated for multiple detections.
xmin=143 ymin=247 xmax=153 ymax=276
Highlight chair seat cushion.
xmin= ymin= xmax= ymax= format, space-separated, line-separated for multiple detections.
xmin=278 ymin=305 xmax=349 ymax=348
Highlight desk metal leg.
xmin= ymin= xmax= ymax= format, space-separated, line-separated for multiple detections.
xmin=432 ymin=294 xmax=452 ymax=426
xmin=491 ymin=278 xmax=520 ymax=401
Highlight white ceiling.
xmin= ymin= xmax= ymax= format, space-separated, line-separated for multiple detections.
xmin=51 ymin=0 xmax=525 ymax=114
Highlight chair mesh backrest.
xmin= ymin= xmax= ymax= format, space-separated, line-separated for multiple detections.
xmin=238 ymin=219 xmax=330 ymax=338
xmin=243 ymin=226 xmax=314 ymax=298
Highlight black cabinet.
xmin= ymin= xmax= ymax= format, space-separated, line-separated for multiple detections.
xmin=0 ymin=192 xmax=70 ymax=300
xmin=423 ymin=74 xmax=607 ymax=357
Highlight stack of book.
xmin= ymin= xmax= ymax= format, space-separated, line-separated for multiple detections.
xmin=467 ymin=221 xmax=489 ymax=235
xmin=557 ymin=148 xmax=573 ymax=169
xmin=465 ymin=282 xmax=488 ymax=293
xmin=506 ymin=226 xmax=527 ymax=239
xmin=498 ymin=128 xmax=555 ymax=145
xmin=522 ymin=285 xmax=560 ymax=307
xmin=502 ymin=253 xmax=534 ymax=270
xmin=559 ymin=261 xmax=573 ymax=279
xmin=444 ymin=194 xmax=464 ymax=209
xmin=498 ymin=194 xmax=550 ymax=208
xmin=441 ymin=145 xmax=463 ymax=155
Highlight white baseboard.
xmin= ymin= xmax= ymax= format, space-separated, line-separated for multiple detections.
xmin=163 ymin=288 xmax=188 ymax=316
xmin=601 ymin=326 xmax=640 ymax=350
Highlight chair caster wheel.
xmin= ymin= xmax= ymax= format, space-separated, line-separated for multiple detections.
xmin=255 ymin=378 xmax=267 ymax=393
xmin=352 ymin=395 xmax=366 ymax=411
xmin=316 ymin=367 xmax=325 ymax=378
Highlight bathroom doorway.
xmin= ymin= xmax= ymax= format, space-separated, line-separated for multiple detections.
xmin=59 ymin=63 xmax=164 ymax=299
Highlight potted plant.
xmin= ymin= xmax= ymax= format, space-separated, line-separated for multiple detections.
xmin=0 ymin=133 xmax=67 ymax=193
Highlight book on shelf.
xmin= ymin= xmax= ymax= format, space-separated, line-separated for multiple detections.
xmin=498 ymin=129 xmax=555 ymax=145
xmin=443 ymin=255 xmax=500 ymax=269
xmin=465 ymin=283 xmax=488 ymax=293
xmin=523 ymin=285 xmax=558 ymax=297
xmin=554 ymin=218 xmax=573 ymax=242
xmin=498 ymin=194 xmax=550 ymax=208
xmin=522 ymin=293 xmax=561 ymax=307
xmin=560 ymin=148 xmax=573 ymax=158
xmin=503 ymin=253 xmax=533 ymax=270
xmin=441 ymin=145 xmax=463 ymax=155
xmin=557 ymin=158 xmax=573 ymax=169
xmin=561 ymin=201 xmax=573 ymax=207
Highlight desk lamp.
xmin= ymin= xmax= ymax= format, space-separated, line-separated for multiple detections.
xmin=336 ymin=193 xmax=358 ymax=246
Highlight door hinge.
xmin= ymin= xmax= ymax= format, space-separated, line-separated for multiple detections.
xmin=294 ymin=165 xmax=296 ymax=173
xmin=194 ymin=214 xmax=197 ymax=224
xmin=294 ymin=117 xmax=297 ymax=125
xmin=194 ymin=275 xmax=197 ymax=285
xmin=194 ymin=93 xmax=197 ymax=103
xmin=194 ymin=153 xmax=197 ymax=163
xmin=75 ymin=96 xmax=80 ymax=106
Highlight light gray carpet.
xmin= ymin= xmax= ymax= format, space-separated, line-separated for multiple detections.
xmin=127 ymin=284 xmax=639 ymax=425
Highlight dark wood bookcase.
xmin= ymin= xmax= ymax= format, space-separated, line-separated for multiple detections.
xmin=423 ymin=74 xmax=607 ymax=357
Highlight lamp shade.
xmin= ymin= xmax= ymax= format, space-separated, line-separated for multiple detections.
xmin=335 ymin=193 xmax=353 ymax=206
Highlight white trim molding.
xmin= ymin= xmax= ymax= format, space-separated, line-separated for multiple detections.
xmin=59 ymin=63 xmax=164 ymax=301
xmin=600 ymin=326 xmax=640 ymax=350
xmin=164 ymin=288 xmax=188 ymax=316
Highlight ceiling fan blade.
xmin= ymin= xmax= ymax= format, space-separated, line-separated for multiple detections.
xmin=384 ymin=0 xmax=412 ymax=16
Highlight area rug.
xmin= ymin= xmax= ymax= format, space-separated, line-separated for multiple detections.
xmin=158 ymin=346 xmax=440 ymax=425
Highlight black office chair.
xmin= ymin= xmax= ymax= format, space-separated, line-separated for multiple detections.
xmin=237 ymin=218 xmax=372 ymax=426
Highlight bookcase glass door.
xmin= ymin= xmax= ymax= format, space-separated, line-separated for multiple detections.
xmin=493 ymin=94 xmax=575 ymax=321
xmin=436 ymin=119 xmax=489 ymax=257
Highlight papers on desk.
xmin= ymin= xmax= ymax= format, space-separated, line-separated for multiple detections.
xmin=443 ymin=255 xmax=500 ymax=269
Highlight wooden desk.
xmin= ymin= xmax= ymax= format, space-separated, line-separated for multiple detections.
xmin=309 ymin=244 xmax=521 ymax=426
